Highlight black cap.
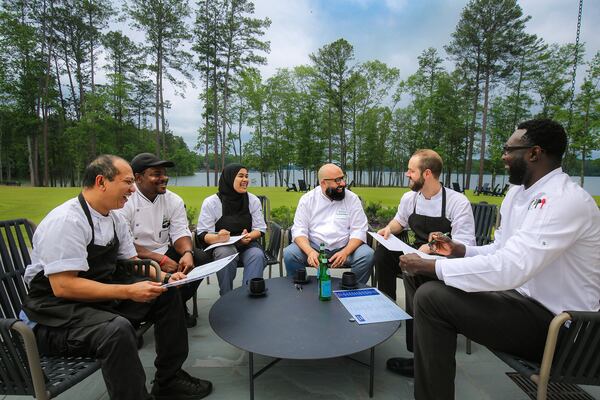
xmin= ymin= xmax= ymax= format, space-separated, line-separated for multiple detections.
xmin=130 ymin=153 xmax=175 ymax=174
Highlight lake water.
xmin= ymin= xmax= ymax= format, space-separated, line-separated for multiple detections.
xmin=170 ymin=170 xmax=600 ymax=196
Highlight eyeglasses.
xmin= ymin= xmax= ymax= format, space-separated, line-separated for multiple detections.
xmin=502 ymin=145 xmax=532 ymax=155
xmin=323 ymin=176 xmax=346 ymax=184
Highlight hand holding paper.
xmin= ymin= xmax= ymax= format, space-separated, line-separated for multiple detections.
xmin=367 ymin=231 xmax=444 ymax=260
xmin=162 ymin=253 xmax=238 ymax=288
xmin=204 ymin=235 xmax=245 ymax=251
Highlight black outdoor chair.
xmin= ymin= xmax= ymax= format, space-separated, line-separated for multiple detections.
xmin=488 ymin=183 xmax=500 ymax=196
xmin=346 ymin=180 xmax=355 ymax=191
xmin=474 ymin=183 xmax=490 ymax=195
xmin=494 ymin=311 xmax=600 ymax=400
xmin=452 ymin=182 xmax=464 ymax=193
xmin=494 ymin=183 xmax=510 ymax=196
xmin=265 ymin=222 xmax=283 ymax=278
xmin=471 ymin=202 xmax=497 ymax=246
xmin=286 ymin=183 xmax=298 ymax=192
xmin=0 ymin=218 xmax=160 ymax=400
xmin=298 ymin=179 xmax=310 ymax=192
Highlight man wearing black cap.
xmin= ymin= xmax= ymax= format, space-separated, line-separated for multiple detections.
xmin=117 ymin=152 xmax=207 ymax=327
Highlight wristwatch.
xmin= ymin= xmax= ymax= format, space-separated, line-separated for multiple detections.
xmin=183 ymin=249 xmax=194 ymax=257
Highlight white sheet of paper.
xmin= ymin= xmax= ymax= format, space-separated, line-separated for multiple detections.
xmin=367 ymin=231 xmax=444 ymax=260
xmin=203 ymin=235 xmax=245 ymax=251
xmin=334 ymin=288 xmax=412 ymax=324
xmin=162 ymin=253 xmax=238 ymax=288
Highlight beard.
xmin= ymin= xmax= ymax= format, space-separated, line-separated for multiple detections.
xmin=325 ymin=186 xmax=346 ymax=201
xmin=409 ymin=175 xmax=425 ymax=192
xmin=508 ymin=157 xmax=527 ymax=185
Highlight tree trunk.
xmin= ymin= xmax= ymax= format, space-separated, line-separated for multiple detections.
xmin=154 ymin=56 xmax=161 ymax=155
xmin=212 ymin=63 xmax=219 ymax=184
xmin=465 ymin=60 xmax=481 ymax=190
xmin=511 ymin=54 xmax=525 ymax=128
xmin=54 ymin=54 xmax=67 ymax=122
xmin=89 ymin=13 xmax=95 ymax=92
xmin=237 ymin=104 xmax=243 ymax=162
xmin=160 ymin=64 xmax=167 ymax=156
xmin=204 ymin=68 xmax=210 ymax=185
xmin=64 ymin=47 xmax=79 ymax=120
xmin=477 ymin=69 xmax=491 ymax=190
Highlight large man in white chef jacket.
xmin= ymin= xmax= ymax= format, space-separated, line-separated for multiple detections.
xmin=395 ymin=119 xmax=600 ymax=400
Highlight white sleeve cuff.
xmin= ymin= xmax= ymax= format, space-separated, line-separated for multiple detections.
xmin=435 ymin=260 xmax=445 ymax=280
xmin=44 ymin=258 xmax=88 ymax=276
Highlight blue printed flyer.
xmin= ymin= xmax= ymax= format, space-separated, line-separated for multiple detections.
xmin=334 ymin=288 xmax=412 ymax=325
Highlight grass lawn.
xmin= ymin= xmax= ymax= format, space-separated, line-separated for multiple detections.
xmin=1 ymin=185 xmax=598 ymax=225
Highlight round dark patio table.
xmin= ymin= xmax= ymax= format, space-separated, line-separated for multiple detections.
xmin=209 ymin=276 xmax=401 ymax=399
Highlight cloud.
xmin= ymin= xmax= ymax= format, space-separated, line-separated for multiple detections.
xmin=104 ymin=0 xmax=600 ymax=151
xmin=253 ymin=0 xmax=321 ymax=76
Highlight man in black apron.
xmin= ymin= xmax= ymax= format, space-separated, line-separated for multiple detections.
xmin=22 ymin=155 xmax=213 ymax=400
xmin=374 ymin=149 xmax=475 ymax=378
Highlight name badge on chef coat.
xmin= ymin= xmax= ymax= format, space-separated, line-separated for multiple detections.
xmin=335 ymin=209 xmax=349 ymax=219
xmin=159 ymin=216 xmax=171 ymax=238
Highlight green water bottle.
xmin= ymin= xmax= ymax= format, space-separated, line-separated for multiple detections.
xmin=318 ymin=243 xmax=331 ymax=301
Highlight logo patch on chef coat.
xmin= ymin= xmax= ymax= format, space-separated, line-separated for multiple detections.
xmin=335 ymin=208 xmax=349 ymax=219
xmin=528 ymin=194 xmax=548 ymax=210
xmin=161 ymin=216 xmax=171 ymax=229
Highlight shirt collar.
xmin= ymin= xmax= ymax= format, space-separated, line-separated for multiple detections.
xmin=317 ymin=187 xmax=334 ymax=202
xmin=522 ymin=167 xmax=563 ymax=195
xmin=418 ymin=186 xmax=442 ymax=200
xmin=134 ymin=184 xmax=161 ymax=204
xmin=86 ymin=200 xmax=110 ymax=220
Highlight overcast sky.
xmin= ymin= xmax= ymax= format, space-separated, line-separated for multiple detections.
xmin=126 ymin=0 xmax=599 ymax=150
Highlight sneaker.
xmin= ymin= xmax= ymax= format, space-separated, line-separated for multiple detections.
xmin=151 ymin=370 xmax=212 ymax=400
xmin=386 ymin=357 xmax=414 ymax=378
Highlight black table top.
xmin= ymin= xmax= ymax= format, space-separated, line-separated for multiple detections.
xmin=209 ymin=277 xmax=401 ymax=360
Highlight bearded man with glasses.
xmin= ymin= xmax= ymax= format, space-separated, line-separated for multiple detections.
xmin=284 ymin=163 xmax=374 ymax=284
xmin=395 ymin=119 xmax=600 ymax=400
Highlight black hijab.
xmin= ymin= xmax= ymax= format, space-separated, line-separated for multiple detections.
xmin=218 ymin=164 xmax=249 ymax=214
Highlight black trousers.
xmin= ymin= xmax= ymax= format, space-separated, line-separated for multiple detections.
xmin=404 ymin=275 xmax=554 ymax=400
xmin=374 ymin=245 xmax=420 ymax=350
xmin=35 ymin=288 xmax=188 ymax=400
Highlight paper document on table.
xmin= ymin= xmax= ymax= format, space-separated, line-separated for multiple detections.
xmin=203 ymin=235 xmax=245 ymax=251
xmin=162 ymin=253 xmax=238 ymax=288
xmin=367 ymin=232 xmax=444 ymax=260
xmin=334 ymin=288 xmax=411 ymax=325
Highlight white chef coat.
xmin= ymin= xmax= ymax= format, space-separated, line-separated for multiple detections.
xmin=435 ymin=168 xmax=600 ymax=315
xmin=291 ymin=187 xmax=369 ymax=250
xmin=196 ymin=193 xmax=267 ymax=233
xmin=116 ymin=187 xmax=191 ymax=255
xmin=24 ymin=197 xmax=137 ymax=285
xmin=395 ymin=187 xmax=476 ymax=245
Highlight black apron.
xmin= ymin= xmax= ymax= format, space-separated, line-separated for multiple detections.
xmin=214 ymin=206 xmax=252 ymax=236
xmin=24 ymin=194 xmax=146 ymax=328
xmin=214 ymin=198 xmax=253 ymax=251
xmin=407 ymin=187 xmax=452 ymax=248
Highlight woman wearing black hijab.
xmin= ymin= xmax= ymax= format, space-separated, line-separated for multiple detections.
xmin=197 ymin=164 xmax=267 ymax=295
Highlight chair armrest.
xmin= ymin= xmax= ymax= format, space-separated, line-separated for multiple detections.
xmin=116 ymin=259 xmax=161 ymax=282
xmin=0 ymin=318 xmax=47 ymax=400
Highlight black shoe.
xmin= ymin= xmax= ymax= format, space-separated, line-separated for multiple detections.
xmin=185 ymin=312 xmax=197 ymax=328
xmin=386 ymin=357 xmax=414 ymax=378
xmin=151 ymin=370 xmax=212 ymax=400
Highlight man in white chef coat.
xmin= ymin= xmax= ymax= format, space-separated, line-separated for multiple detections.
xmin=117 ymin=153 xmax=209 ymax=327
xmin=394 ymin=119 xmax=600 ymax=400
